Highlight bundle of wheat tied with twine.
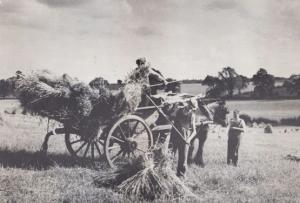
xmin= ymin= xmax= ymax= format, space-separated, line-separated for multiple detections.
xmin=94 ymin=147 xmax=198 ymax=201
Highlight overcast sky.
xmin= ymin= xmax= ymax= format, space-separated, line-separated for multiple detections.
xmin=0 ymin=0 xmax=299 ymax=82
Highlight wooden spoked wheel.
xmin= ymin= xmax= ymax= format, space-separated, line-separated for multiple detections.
xmin=105 ymin=115 xmax=153 ymax=168
xmin=65 ymin=127 xmax=106 ymax=163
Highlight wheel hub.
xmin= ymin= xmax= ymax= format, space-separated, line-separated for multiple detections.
xmin=121 ymin=138 xmax=137 ymax=152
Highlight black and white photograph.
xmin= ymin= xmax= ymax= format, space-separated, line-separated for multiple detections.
xmin=0 ymin=0 xmax=299 ymax=202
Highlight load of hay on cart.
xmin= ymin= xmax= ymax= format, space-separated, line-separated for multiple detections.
xmin=15 ymin=70 xmax=217 ymax=168
xmin=46 ymin=91 xmax=215 ymax=168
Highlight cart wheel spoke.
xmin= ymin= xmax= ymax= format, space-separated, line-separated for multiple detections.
xmin=132 ymin=128 xmax=146 ymax=139
xmin=118 ymin=125 xmax=127 ymax=139
xmin=136 ymin=147 xmax=146 ymax=153
xmin=131 ymin=121 xmax=139 ymax=134
xmin=65 ymin=126 xmax=106 ymax=162
xmin=70 ymin=139 xmax=82 ymax=145
xmin=91 ymin=143 xmax=95 ymax=161
xmin=125 ymin=120 xmax=130 ymax=136
xmin=94 ymin=141 xmax=102 ymax=156
xmin=111 ymin=135 xmax=125 ymax=143
xmin=98 ymin=140 xmax=105 ymax=146
xmin=111 ymin=150 xmax=123 ymax=162
xmin=75 ymin=141 xmax=88 ymax=154
xmin=83 ymin=142 xmax=91 ymax=158
xmin=108 ymin=145 xmax=121 ymax=151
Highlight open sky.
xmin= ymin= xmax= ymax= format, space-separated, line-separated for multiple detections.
xmin=0 ymin=0 xmax=299 ymax=82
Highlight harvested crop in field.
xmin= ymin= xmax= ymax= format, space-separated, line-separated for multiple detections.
xmin=94 ymin=156 xmax=147 ymax=188
xmin=15 ymin=69 xmax=147 ymax=136
xmin=122 ymin=83 xmax=143 ymax=112
xmin=68 ymin=82 xmax=96 ymax=118
xmin=95 ymin=148 xmax=197 ymax=201
xmin=16 ymin=76 xmax=71 ymax=119
xmin=264 ymin=124 xmax=273 ymax=133
xmin=15 ymin=71 xmax=111 ymax=125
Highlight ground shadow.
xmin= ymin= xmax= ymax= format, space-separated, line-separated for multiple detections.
xmin=0 ymin=149 xmax=108 ymax=170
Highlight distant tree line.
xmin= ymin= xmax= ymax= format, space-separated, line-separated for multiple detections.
xmin=252 ymin=68 xmax=275 ymax=98
xmin=202 ymin=67 xmax=250 ymax=98
xmin=0 ymin=76 xmax=18 ymax=98
xmin=202 ymin=66 xmax=299 ymax=99
xmin=283 ymin=75 xmax=300 ymax=96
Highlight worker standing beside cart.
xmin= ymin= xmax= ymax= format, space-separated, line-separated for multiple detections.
xmin=227 ymin=110 xmax=246 ymax=166
xmin=188 ymin=100 xmax=213 ymax=167
xmin=170 ymin=99 xmax=198 ymax=177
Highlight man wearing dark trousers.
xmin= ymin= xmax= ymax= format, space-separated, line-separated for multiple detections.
xmin=170 ymin=99 xmax=198 ymax=177
xmin=227 ymin=110 xmax=246 ymax=166
xmin=188 ymin=123 xmax=209 ymax=167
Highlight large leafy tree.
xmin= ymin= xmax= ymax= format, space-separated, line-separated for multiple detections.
xmin=89 ymin=77 xmax=109 ymax=89
xmin=235 ymin=75 xmax=250 ymax=95
xmin=283 ymin=74 xmax=300 ymax=96
xmin=252 ymin=68 xmax=275 ymax=98
xmin=202 ymin=75 xmax=227 ymax=97
xmin=203 ymin=67 xmax=249 ymax=98
xmin=0 ymin=79 xmax=10 ymax=97
xmin=0 ymin=70 xmax=23 ymax=98
xmin=218 ymin=67 xmax=239 ymax=97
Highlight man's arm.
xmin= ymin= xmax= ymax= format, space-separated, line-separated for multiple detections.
xmin=231 ymin=120 xmax=246 ymax=132
xmin=149 ymin=68 xmax=167 ymax=84
xmin=225 ymin=107 xmax=230 ymax=114
xmin=187 ymin=113 xmax=197 ymax=144
xmin=231 ymin=127 xmax=244 ymax=132
xmin=198 ymin=102 xmax=214 ymax=121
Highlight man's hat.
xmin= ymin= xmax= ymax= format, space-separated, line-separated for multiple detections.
xmin=136 ymin=57 xmax=146 ymax=65
xmin=233 ymin=109 xmax=240 ymax=114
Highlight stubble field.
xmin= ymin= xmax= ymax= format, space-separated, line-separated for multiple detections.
xmin=0 ymin=100 xmax=299 ymax=202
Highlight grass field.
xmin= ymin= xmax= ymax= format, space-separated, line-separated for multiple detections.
xmin=182 ymin=83 xmax=300 ymax=120
xmin=0 ymin=100 xmax=300 ymax=202
xmin=227 ymin=100 xmax=300 ymax=120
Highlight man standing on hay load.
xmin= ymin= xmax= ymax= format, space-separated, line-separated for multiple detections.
xmin=135 ymin=57 xmax=168 ymax=95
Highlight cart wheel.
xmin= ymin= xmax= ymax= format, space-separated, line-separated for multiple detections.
xmin=105 ymin=115 xmax=153 ymax=168
xmin=65 ymin=127 xmax=106 ymax=163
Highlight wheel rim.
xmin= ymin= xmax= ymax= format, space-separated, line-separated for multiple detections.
xmin=65 ymin=127 xmax=105 ymax=162
xmin=105 ymin=115 xmax=153 ymax=168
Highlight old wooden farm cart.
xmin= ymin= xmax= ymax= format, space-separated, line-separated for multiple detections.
xmin=43 ymin=90 xmax=213 ymax=168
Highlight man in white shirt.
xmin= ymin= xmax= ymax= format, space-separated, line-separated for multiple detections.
xmin=227 ymin=110 xmax=246 ymax=166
